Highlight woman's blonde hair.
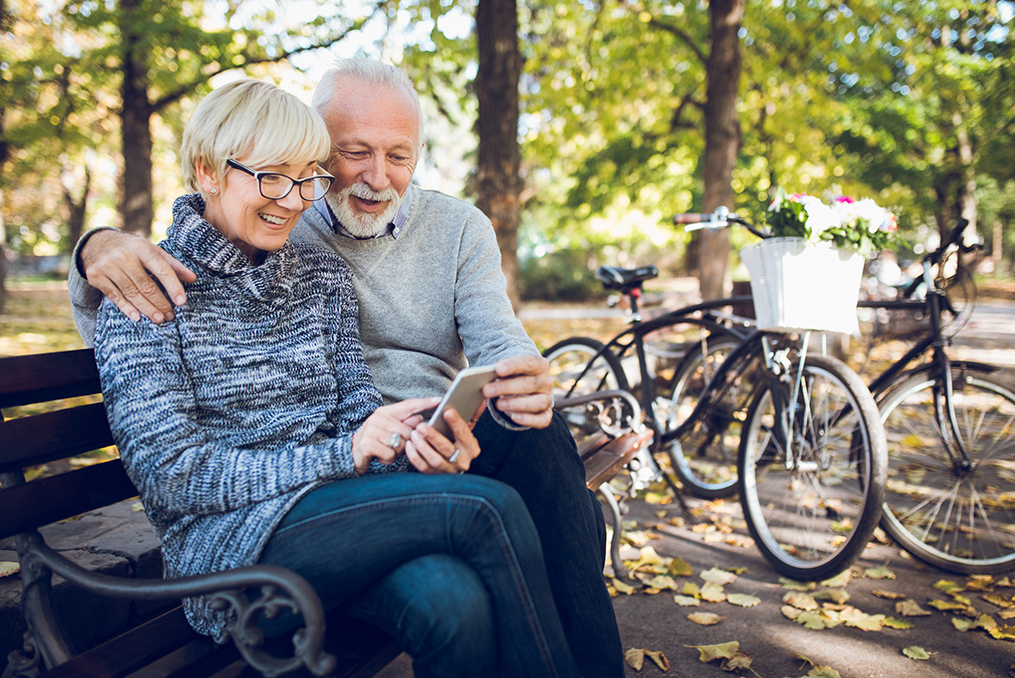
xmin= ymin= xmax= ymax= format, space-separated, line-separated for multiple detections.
xmin=181 ymin=80 xmax=330 ymax=196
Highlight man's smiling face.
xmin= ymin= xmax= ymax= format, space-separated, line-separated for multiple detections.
xmin=321 ymin=78 xmax=420 ymax=237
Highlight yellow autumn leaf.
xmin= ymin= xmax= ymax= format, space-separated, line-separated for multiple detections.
xmin=781 ymin=605 xmax=802 ymax=621
xmin=805 ymin=664 xmax=843 ymax=677
xmin=933 ymin=579 xmax=966 ymax=594
xmin=721 ymin=651 xmax=753 ymax=671
xmin=796 ymin=610 xmax=842 ymax=629
xmin=813 ymin=589 xmax=850 ymax=604
xmin=687 ymin=641 xmax=739 ymax=663
xmin=673 ymin=594 xmax=700 ymax=607
xmin=783 ymin=591 xmax=819 ymax=610
xmin=645 ymin=650 xmax=669 ymax=671
xmin=883 ymin=617 xmax=915 ymax=629
xmin=840 ymin=607 xmax=885 ymax=631
xmin=903 ymin=646 xmax=931 ymax=660
xmin=682 ymin=582 xmax=701 ymax=597
xmin=985 ymin=593 xmax=1014 ymax=608
xmin=864 ymin=566 xmax=896 ymax=580
xmin=727 ymin=593 xmax=761 ymax=608
xmin=820 ymin=570 xmax=852 ymax=587
xmin=642 ymin=575 xmax=679 ymax=591
xmin=902 ymin=433 xmax=924 ymax=448
xmin=624 ymin=648 xmax=645 ymax=671
xmin=0 ymin=562 xmax=20 ymax=579
xmin=896 ymin=599 xmax=932 ymax=617
xmin=988 ymin=625 xmax=1015 ymax=641
xmin=700 ymin=567 xmax=737 ymax=585
xmin=872 ymin=590 xmax=907 ymax=600
xmin=700 ymin=581 xmax=727 ymax=603
xmin=612 ymin=578 xmax=636 ymax=595
xmin=669 ymin=557 xmax=693 ymax=577
xmin=688 ymin=612 xmax=723 ymax=626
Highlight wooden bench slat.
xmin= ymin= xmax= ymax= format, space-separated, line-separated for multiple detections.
xmin=583 ymin=429 xmax=654 ymax=491
xmin=0 ymin=461 xmax=137 ymax=540
xmin=0 ymin=349 xmax=100 ymax=409
xmin=39 ymin=607 xmax=214 ymax=678
xmin=0 ymin=403 xmax=114 ymax=472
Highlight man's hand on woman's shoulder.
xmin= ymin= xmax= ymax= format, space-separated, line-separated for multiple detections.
xmin=81 ymin=229 xmax=196 ymax=323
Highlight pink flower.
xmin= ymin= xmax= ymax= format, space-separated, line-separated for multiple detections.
xmin=835 ymin=196 xmax=855 ymax=204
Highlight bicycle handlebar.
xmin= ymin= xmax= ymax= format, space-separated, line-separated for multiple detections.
xmin=673 ymin=207 xmax=769 ymax=239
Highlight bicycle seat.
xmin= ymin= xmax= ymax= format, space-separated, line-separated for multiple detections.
xmin=596 ymin=265 xmax=660 ymax=291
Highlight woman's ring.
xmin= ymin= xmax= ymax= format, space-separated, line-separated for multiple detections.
xmin=387 ymin=432 xmax=402 ymax=449
xmin=448 ymin=449 xmax=461 ymax=464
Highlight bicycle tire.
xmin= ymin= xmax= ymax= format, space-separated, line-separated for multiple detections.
xmin=543 ymin=337 xmax=628 ymax=400
xmin=739 ymin=353 xmax=887 ymax=580
xmin=661 ymin=330 xmax=744 ymax=499
xmin=877 ymin=364 xmax=1015 ymax=574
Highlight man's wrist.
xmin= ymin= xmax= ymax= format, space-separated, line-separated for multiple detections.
xmin=73 ymin=227 xmax=119 ymax=279
xmin=486 ymin=399 xmax=530 ymax=432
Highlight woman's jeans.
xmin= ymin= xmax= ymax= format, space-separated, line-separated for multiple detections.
xmin=258 ymin=472 xmax=578 ymax=678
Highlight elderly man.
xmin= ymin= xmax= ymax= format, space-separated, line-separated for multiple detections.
xmin=70 ymin=59 xmax=623 ymax=677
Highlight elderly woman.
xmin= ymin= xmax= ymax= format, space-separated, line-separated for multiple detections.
xmin=94 ymin=80 xmax=578 ymax=678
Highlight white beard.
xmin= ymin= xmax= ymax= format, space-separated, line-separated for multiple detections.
xmin=326 ymin=183 xmax=401 ymax=238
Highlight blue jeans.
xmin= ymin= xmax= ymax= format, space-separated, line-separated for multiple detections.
xmin=259 ymin=473 xmax=578 ymax=678
xmin=470 ymin=411 xmax=624 ymax=678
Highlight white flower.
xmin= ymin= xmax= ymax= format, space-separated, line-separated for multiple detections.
xmin=803 ymin=200 xmax=841 ymax=240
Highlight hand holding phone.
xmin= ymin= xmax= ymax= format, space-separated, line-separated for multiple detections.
xmin=427 ymin=365 xmax=498 ymax=440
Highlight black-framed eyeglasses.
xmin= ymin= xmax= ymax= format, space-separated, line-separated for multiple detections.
xmin=226 ymin=159 xmax=334 ymax=201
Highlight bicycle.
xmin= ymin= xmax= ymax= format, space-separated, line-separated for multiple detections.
xmin=855 ymin=219 xmax=1015 ymax=574
xmin=544 ymin=208 xmax=888 ymax=580
xmin=657 ymin=216 xmax=1015 ymax=575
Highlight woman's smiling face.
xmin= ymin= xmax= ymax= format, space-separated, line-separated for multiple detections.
xmin=199 ymin=158 xmax=318 ymax=263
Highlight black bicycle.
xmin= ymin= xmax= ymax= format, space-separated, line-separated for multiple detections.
xmin=544 ymin=208 xmax=887 ymax=580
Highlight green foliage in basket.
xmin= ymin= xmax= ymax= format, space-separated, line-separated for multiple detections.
xmin=766 ymin=187 xmax=898 ymax=256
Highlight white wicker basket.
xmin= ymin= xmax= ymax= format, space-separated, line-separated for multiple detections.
xmin=740 ymin=237 xmax=864 ymax=334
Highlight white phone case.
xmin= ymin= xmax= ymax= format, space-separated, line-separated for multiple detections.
xmin=427 ymin=365 xmax=499 ymax=439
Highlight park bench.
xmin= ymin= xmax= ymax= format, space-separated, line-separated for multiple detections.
xmin=0 ymin=348 xmax=650 ymax=678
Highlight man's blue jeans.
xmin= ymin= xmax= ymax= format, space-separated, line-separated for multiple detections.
xmin=470 ymin=411 xmax=625 ymax=678
xmin=259 ymin=472 xmax=578 ymax=678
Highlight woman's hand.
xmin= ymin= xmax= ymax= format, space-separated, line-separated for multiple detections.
xmin=352 ymin=397 xmax=439 ymax=475
xmin=405 ymin=401 xmax=485 ymax=475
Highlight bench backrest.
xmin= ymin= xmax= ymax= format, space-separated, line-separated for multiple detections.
xmin=0 ymin=349 xmax=137 ymax=541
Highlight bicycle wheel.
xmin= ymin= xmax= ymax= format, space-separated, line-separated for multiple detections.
xmin=878 ymin=365 xmax=1015 ymax=574
xmin=739 ymin=353 xmax=887 ymax=580
xmin=543 ymin=337 xmax=628 ymax=400
xmin=661 ymin=330 xmax=744 ymax=499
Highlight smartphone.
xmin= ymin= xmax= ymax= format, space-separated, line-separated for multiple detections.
xmin=427 ymin=364 xmax=499 ymax=439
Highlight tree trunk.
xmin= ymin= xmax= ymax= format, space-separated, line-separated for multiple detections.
xmin=699 ymin=0 xmax=743 ymax=301
xmin=474 ymin=0 xmax=523 ymax=310
xmin=118 ymin=0 xmax=154 ymax=236
xmin=63 ymin=167 xmax=92 ymax=252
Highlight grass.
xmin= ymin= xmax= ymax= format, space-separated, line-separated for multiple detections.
xmin=0 ymin=279 xmax=85 ymax=356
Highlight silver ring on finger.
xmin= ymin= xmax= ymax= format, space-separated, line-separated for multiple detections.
xmin=448 ymin=448 xmax=461 ymax=464
xmin=387 ymin=431 xmax=403 ymax=450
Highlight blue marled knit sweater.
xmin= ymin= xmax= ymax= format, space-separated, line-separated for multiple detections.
xmin=94 ymin=194 xmax=405 ymax=640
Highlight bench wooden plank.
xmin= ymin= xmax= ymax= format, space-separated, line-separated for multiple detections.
xmin=583 ymin=429 xmax=654 ymax=491
xmin=0 ymin=461 xmax=138 ymax=540
xmin=0 ymin=349 xmax=100 ymax=409
xmin=0 ymin=402 xmax=113 ymax=472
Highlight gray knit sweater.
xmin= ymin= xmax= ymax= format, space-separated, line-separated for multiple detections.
xmin=94 ymin=194 xmax=403 ymax=641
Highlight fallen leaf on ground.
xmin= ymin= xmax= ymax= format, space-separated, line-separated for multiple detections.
xmin=796 ymin=610 xmax=842 ymax=629
xmin=700 ymin=581 xmax=727 ymax=603
xmin=872 ymin=590 xmax=907 ymax=600
xmin=688 ymin=612 xmax=724 ymax=625
xmin=641 ymin=575 xmax=680 ymax=592
xmin=611 ymin=578 xmax=636 ymax=595
xmin=784 ymin=591 xmax=819 ymax=610
xmin=902 ymin=646 xmax=930 ymax=660
xmin=814 ymin=589 xmax=850 ymax=604
xmin=988 ymin=625 xmax=1015 ymax=641
xmin=669 ymin=557 xmax=693 ymax=577
xmin=701 ymin=567 xmax=737 ymax=585
xmin=803 ymin=665 xmax=843 ymax=677
xmin=781 ymin=605 xmax=802 ymax=620
xmin=984 ymin=593 xmax=1014 ymax=609
xmin=624 ymin=648 xmax=645 ymax=671
xmin=864 ymin=566 xmax=896 ymax=580
xmin=727 ymin=593 xmax=761 ymax=608
xmin=683 ymin=582 xmax=701 ymax=597
xmin=896 ymin=599 xmax=932 ymax=617
xmin=934 ymin=579 xmax=966 ymax=594
xmin=721 ymin=650 xmax=754 ymax=672
xmin=0 ymin=562 xmax=20 ymax=579
xmin=839 ymin=607 xmax=885 ymax=631
xmin=673 ymin=595 xmax=700 ymax=607
xmin=780 ymin=577 xmax=816 ymax=591
xmin=820 ymin=570 xmax=852 ymax=587
xmin=883 ymin=617 xmax=915 ymax=629
xmin=687 ymin=641 xmax=739 ymax=663
xmin=645 ymin=650 xmax=669 ymax=671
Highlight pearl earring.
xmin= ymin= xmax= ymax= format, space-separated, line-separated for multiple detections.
xmin=209 ymin=187 xmax=218 ymax=194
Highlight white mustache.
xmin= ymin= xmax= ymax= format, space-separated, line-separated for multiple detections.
xmin=347 ymin=183 xmax=399 ymax=202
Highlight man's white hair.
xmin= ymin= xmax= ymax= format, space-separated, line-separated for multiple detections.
xmin=312 ymin=58 xmax=425 ymax=147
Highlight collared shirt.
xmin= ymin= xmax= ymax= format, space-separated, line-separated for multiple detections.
xmin=313 ymin=185 xmax=412 ymax=240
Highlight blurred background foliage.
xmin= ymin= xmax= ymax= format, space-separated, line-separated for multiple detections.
xmin=1 ymin=0 xmax=1013 ymax=311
